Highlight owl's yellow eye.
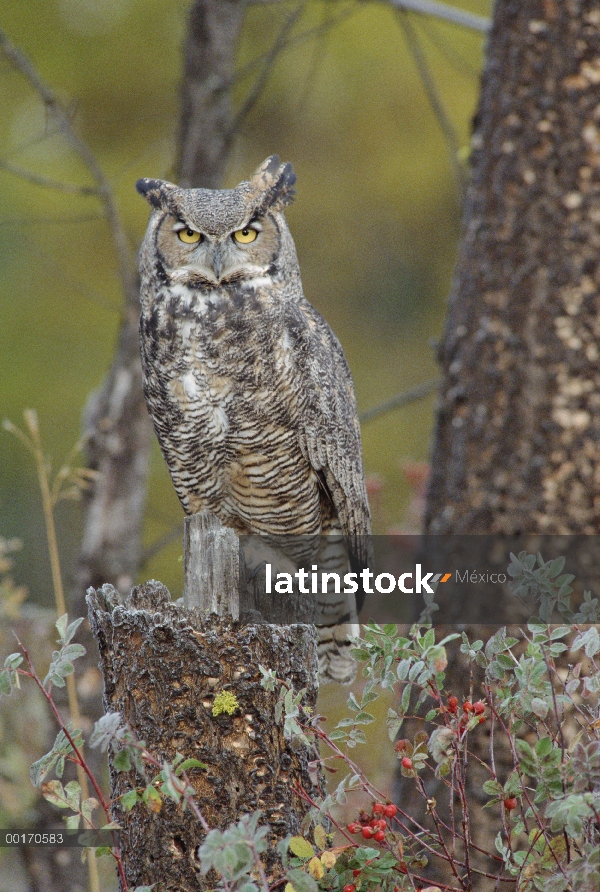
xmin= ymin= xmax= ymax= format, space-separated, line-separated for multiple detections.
xmin=233 ymin=228 xmax=258 ymax=244
xmin=178 ymin=227 xmax=202 ymax=244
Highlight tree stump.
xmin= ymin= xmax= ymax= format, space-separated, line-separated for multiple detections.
xmin=87 ymin=511 xmax=321 ymax=892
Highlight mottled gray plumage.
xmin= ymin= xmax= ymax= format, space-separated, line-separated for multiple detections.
xmin=136 ymin=156 xmax=371 ymax=682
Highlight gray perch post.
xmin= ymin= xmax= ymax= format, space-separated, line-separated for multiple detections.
xmin=87 ymin=510 xmax=321 ymax=892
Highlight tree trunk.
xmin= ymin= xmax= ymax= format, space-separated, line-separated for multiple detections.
xmin=403 ymin=4 xmax=600 ymax=888
xmin=426 ymin=0 xmax=600 ymax=535
xmin=177 ymin=0 xmax=246 ymax=188
xmin=87 ymin=577 xmax=321 ymax=892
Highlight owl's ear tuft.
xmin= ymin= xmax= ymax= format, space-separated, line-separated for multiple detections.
xmin=136 ymin=178 xmax=175 ymax=209
xmin=250 ymin=156 xmax=296 ymax=213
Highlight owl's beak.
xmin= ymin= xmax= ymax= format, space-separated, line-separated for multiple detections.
xmin=211 ymin=246 xmax=223 ymax=280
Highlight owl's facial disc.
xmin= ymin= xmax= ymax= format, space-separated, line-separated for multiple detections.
xmin=155 ymin=211 xmax=279 ymax=286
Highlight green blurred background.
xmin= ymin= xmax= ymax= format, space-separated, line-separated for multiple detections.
xmin=0 ymin=0 xmax=489 ymax=606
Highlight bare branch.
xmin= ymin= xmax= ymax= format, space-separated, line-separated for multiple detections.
xmin=229 ymin=0 xmax=307 ymax=137
xmin=384 ymin=0 xmax=490 ymax=33
xmin=0 ymin=29 xmax=138 ymax=308
xmin=232 ymin=3 xmax=359 ymax=88
xmin=0 ymin=158 xmax=100 ymax=195
xmin=360 ymin=378 xmax=439 ymax=424
xmin=0 ymin=213 xmax=103 ymax=227
xmin=396 ymin=9 xmax=467 ymax=195
xmin=417 ymin=13 xmax=482 ymax=79
xmin=249 ymin=0 xmax=491 ymax=34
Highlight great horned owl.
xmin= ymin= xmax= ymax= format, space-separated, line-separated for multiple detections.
xmin=136 ymin=156 xmax=371 ymax=682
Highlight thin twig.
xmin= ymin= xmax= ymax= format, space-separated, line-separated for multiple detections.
xmin=417 ymin=12 xmax=482 ymax=79
xmin=248 ymin=0 xmax=491 ymax=34
xmin=228 ymin=0 xmax=307 ymax=139
xmin=360 ymin=378 xmax=440 ymax=423
xmin=232 ymin=2 xmax=359 ymax=88
xmin=0 ymin=29 xmax=138 ymax=308
xmin=0 ymin=159 xmax=100 ymax=195
xmin=385 ymin=0 xmax=490 ymax=33
xmin=5 ymin=412 xmax=102 ymax=892
xmin=396 ymin=10 xmax=467 ymax=195
xmin=0 ymin=213 xmax=104 ymax=227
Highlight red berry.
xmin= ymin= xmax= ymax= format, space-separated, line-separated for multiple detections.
xmin=401 ymin=756 xmax=413 ymax=770
xmin=384 ymin=804 xmax=397 ymax=818
xmin=447 ymin=695 xmax=459 ymax=712
xmin=372 ymin=803 xmax=385 ymax=816
xmin=473 ymin=700 xmax=485 ymax=715
xmin=374 ymin=819 xmax=386 ymax=830
xmin=373 ymin=829 xmax=385 ymax=842
xmin=352 ymin=870 xmax=361 ymax=877
xmin=478 ymin=715 xmax=486 ymax=724
xmin=504 ymin=797 xmax=517 ymax=811
xmin=463 ymin=701 xmax=473 ymax=713
xmin=344 ymin=885 xmax=355 ymax=892
xmin=347 ymin=823 xmax=361 ymax=834
xmin=361 ymin=826 xmax=373 ymax=839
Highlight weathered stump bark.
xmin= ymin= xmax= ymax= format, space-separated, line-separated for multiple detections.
xmin=87 ymin=513 xmax=321 ymax=892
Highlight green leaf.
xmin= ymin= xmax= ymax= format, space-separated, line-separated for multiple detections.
xmin=0 ymin=669 xmax=12 ymax=695
xmin=65 ymin=814 xmax=80 ymax=830
xmin=313 ymin=824 xmax=327 ymax=850
xmin=81 ymin=797 xmax=98 ymax=825
xmin=4 ymin=652 xmax=23 ymax=669
xmin=530 ymin=698 xmax=549 ymax=719
xmin=61 ymin=643 xmax=86 ymax=661
xmin=535 ymin=737 xmax=553 ymax=758
xmin=347 ymin=692 xmax=360 ymax=712
xmin=113 ymin=749 xmax=132 ymax=772
xmin=63 ymin=617 xmax=84 ymax=645
xmin=55 ymin=614 xmax=69 ymax=640
xmin=174 ymin=758 xmax=207 ymax=775
xmin=288 ymin=836 xmax=315 ymax=860
xmin=42 ymin=780 xmax=69 ymax=808
xmin=63 ymin=780 xmax=81 ymax=811
xmin=121 ymin=790 xmax=140 ymax=811
xmin=483 ymin=779 xmax=503 ymax=797
xmin=94 ymin=846 xmax=112 ymax=858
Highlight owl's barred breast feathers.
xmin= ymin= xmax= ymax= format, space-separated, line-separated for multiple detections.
xmin=136 ymin=156 xmax=371 ymax=683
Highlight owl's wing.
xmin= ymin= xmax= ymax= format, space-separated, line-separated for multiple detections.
xmin=286 ymin=300 xmax=372 ymax=575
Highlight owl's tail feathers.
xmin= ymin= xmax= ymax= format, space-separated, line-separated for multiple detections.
xmin=317 ymin=623 xmax=360 ymax=684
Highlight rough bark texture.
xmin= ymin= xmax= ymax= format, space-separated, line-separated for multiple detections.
xmin=87 ymin=581 xmax=321 ymax=892
xmin=417 ymin=3 xmax=600 ymax=888
xmin=177 ymin=0 xmax=246 ymax=188
xmin=426 ymin=0 xmax=600 ymax=535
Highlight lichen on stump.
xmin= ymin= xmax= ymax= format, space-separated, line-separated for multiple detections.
xmin=87 ymin=580 xmax=322 ymax=892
